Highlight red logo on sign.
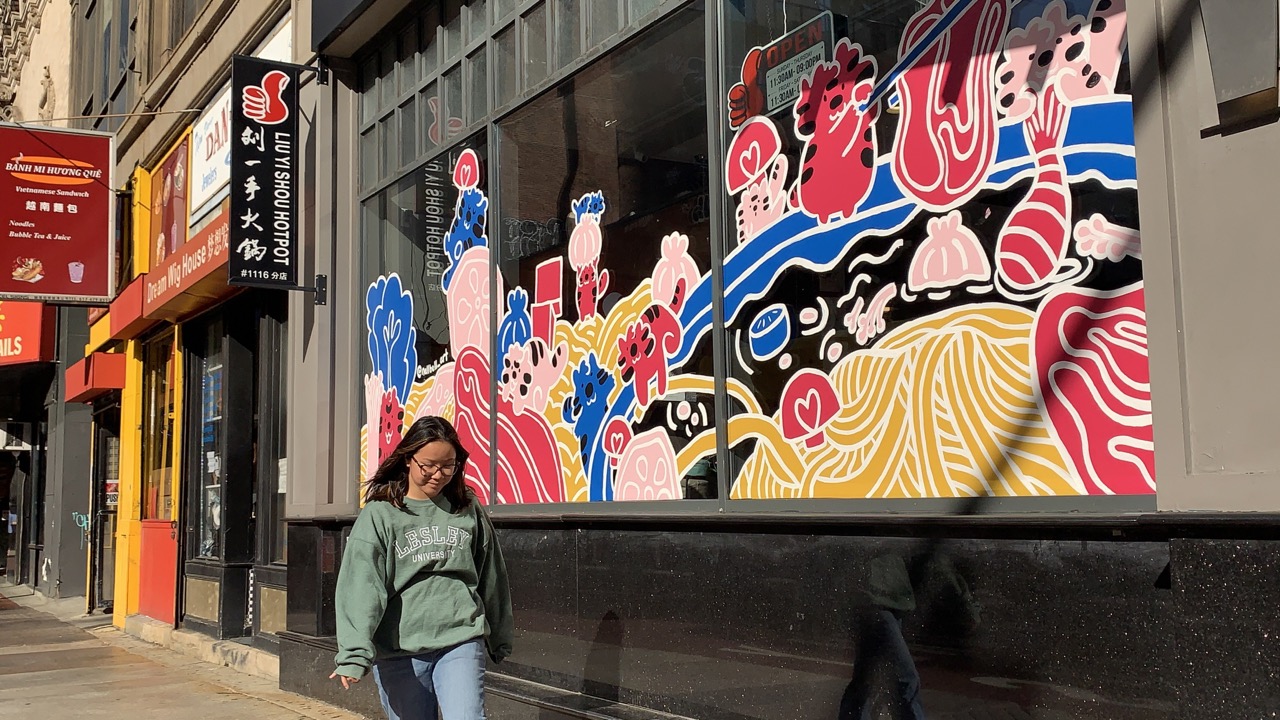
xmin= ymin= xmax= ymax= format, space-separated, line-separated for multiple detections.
xmin=241 ymin=70 xmax=291 ymax=125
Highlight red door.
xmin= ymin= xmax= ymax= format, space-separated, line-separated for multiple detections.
xmin=138 ymin=519 xmax=178 ymax=624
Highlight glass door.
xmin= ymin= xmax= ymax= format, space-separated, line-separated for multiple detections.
xmin=91 ymin=402 xmax=121 ymax=612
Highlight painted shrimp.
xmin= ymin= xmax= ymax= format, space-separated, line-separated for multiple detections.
xmin=994 ymin=89 xmax=1082 ymax=298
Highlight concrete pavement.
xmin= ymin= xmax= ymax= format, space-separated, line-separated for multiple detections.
xmin=0 ymin=586 xmax=369 ymax=719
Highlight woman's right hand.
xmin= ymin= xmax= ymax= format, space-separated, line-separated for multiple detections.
xmin=329 ymin=671 xmax=360 ymax=690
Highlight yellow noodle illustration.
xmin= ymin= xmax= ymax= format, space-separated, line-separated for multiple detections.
xmin=731 ymin=305 xmax=1076 ymax=499
xmin=675 ymin=428 xmax=719 ymax=479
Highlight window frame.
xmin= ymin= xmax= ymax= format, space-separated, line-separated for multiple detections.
xmin=348 ymin=0 xmax=1158 ymax=518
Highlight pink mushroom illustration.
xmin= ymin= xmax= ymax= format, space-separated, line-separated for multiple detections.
xmin=780 ymin=369 xmax=840 ymax=449
xmin=453 ymin=148 xmax=481 ymax=190
xmin=602 ymin=417 xmax=634 ymax=468
xmin=725 ymin=116 xmax=783 ymax=195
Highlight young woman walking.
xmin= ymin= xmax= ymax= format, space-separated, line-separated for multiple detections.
xmin=330 ymin=416 xmax=513 ymax=720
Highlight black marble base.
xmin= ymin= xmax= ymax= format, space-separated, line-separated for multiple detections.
xmin=279 ymin=631 xmax=385 ymax=717
xmin=1170 ymin=539 xmax=1280 ymax=720
xmin=281 ymin=520 xmax=1280 ymax=720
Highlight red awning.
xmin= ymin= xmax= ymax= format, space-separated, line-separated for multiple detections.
xmin=64 ymin=352 xmax=127 ymax=404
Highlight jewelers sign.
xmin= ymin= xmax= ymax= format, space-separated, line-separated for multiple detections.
xmin=0 ymin=124 xmax=114 ymax=303
xmin=229 ymin=56 xmax=301 ymax=288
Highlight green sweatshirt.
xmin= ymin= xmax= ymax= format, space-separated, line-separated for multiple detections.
xmin=333 ymin=494 xmax=513 ymax=679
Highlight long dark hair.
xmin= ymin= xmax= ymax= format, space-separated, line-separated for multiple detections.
xmin=365 ymin=416 xmax=472 ymax=511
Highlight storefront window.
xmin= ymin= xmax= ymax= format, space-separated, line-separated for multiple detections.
xmin=141 ymin=333 xmax=177 ymax=520
xmin=195 ymin=317 xmax=226 ymax=558
xmin=359 ymin=0 xmax=648 ymax=200
xmin=720 ymin=0 xmax=1147 ymax=501
xmin=494 ymin=2 xmax=714 ymax=503
xmin=358 ymin=140 xmax=484 ymax=485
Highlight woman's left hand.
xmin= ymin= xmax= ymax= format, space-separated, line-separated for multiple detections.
xmin=329 ymin=671 xmax=360 ymax=690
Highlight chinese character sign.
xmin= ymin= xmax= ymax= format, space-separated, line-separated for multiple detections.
xmin=0 ymin=124 xmax=114 ymax=303
xmin=230 ymin=56 xmax=301 ymax=288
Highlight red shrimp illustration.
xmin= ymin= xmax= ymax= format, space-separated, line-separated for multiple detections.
xmin=994 ymin=89 xmax=1075 ymax=295
xmin=891 ymin=0 xmax=1009 ymax=211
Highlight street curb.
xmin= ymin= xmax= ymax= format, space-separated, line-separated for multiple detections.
xmin=123 ymin=614 xmax=280 ymax=681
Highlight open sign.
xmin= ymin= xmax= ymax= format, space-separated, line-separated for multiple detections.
xmin=728 ymin=12 xmax=841 ymax=128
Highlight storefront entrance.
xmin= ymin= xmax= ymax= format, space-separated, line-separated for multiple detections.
xmin=138 ymin=332 xmax=179 ymax=625
xmin=90 ymin=401 xmax=120 ymax=613
xmin=180 ymin=292 xmax=289 ymax=643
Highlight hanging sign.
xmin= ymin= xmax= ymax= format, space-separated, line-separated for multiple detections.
xmin=0 ymin=124 xmax=114 ymax=303
xmin=229 ymin=55 xmax=301 ymax=289
xmin=727 ymin=12 xmax=839 ymax=129
xmin=0 ymin=300 xmax=53 ymax=366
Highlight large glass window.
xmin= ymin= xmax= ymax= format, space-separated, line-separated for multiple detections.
xmin=141 ymin=333 xmax=177 ymax=520
xmin=71 ymin=0 xmax=137 ymax=133
xmin=495 ymin=2 xmax=714 ymax=503
xmin=355 ymin=0 xmax=717 ymax=506
xmin=356 ymin=0 xmax=662 ymax=197
xmin=358 ymin=139 xmax=486 ymax=484
xmin=720 ymin=0 xmax=1146 ymax=502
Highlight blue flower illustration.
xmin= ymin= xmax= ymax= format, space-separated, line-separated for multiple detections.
xmin=571 ymin=191 xmax=606 ymax=222
xmin=496 ymin=287 xmax=533 ymax=365
xmin=443 ymin=188 xmax=489 ymax=291
xmin=366 ymin=273 xmax=418 ymax=403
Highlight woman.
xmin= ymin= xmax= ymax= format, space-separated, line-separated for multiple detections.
xmin=330 ymin=416 xmax=513 ymax=720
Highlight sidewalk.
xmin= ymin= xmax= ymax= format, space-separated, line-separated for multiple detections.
xmin=0 ymin=584 xmax=369 ymax=719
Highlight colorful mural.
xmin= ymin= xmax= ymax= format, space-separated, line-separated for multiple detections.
xmin=720 ymin=0 xmax=1148 ymax=500
xmin=360 ymin=0 xmax=1150 ymax=503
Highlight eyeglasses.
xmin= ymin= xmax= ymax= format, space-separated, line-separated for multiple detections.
xmin=410 ymin=457 xmax=458 ymax=477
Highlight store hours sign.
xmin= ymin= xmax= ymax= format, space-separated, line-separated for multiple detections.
xmin=229 ymin=56 xmax=301 ymax=288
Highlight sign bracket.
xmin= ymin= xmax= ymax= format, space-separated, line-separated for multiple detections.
xmin=269 ymin=55 xmax=330 ymax=86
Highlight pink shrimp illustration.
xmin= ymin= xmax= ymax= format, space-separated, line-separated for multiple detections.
xmin=994 ymin=89 xmax=1076 ymax=295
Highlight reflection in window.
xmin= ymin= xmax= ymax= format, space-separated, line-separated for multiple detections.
xmin=468 ymin=49 xmax=488 ymax=125
xmin=554 ymin=0 xmax=581 ymax=70
xmin=195 ymin=318 xmax=226 ymax=559
xmin=443 ymin=65 xmax=464 ymax=142
xmin=141 ymin=333 xmax=176 ymax=521
xmin=357 ymin=139 xmax=490 ymax=482
xmin=523 ymin=6 xmax=549 ymax=89
xmin=496 ymin=3 xmax=715 ymax=503
xmin=496 ymin=26 xmax=518 ymax=107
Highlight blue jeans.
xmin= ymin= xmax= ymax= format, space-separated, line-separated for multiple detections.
xmin=839 ymin=609 xmax=926 ymax=720
xmin=372 ymin=639 xmax=487 ymax=720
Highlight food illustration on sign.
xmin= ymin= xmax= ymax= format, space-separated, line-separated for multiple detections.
xmin=11 ymin=258 xmax=43 ymax=283
xmin=241 ymin=70 xmax=292 ymax=125
xmin=0 ymin=124 xmax=112 ymax=300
